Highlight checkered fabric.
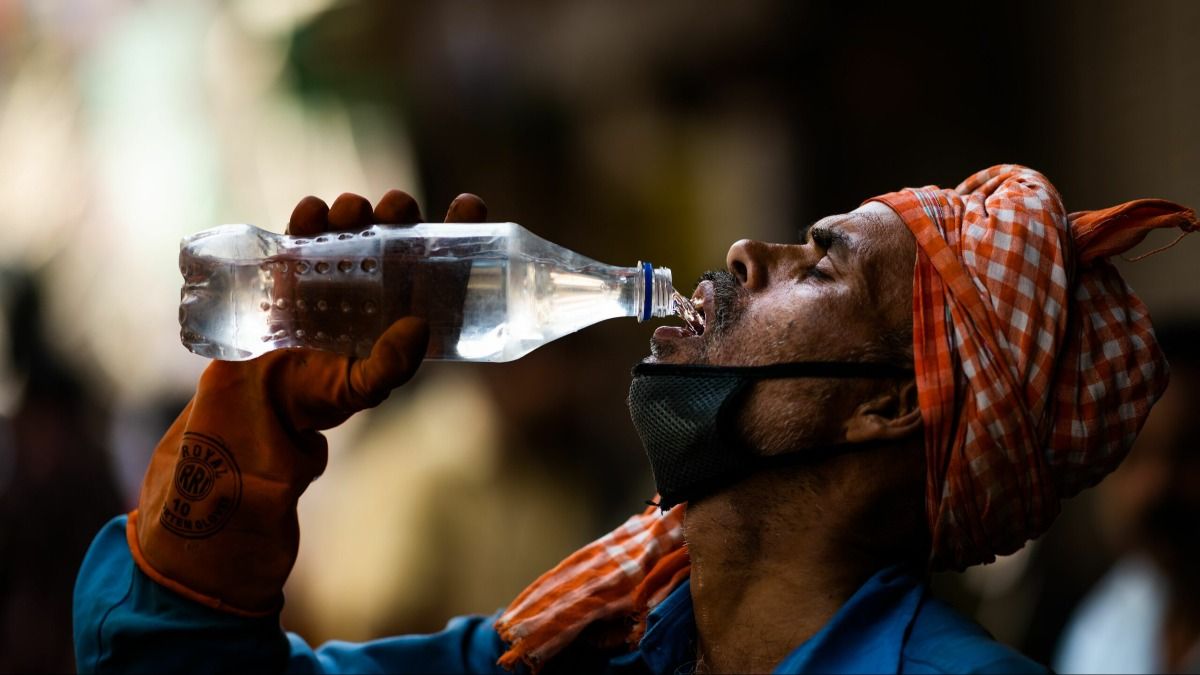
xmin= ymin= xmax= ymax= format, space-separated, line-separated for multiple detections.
xmin=495 ymin=503 xmax=687 ymax=672
xmin=869 ymin=164 xmax=1198 ymax=570
xmin=494 ymin=166 xmax=1197 ymax=671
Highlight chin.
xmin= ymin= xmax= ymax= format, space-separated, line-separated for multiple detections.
xmin=649 ymin=329 xmax=731 ymax=365
xmin=648 ymin=327 xmax=711 ymax=363
xmin=647 ymin=336 xmax=683 ymax=363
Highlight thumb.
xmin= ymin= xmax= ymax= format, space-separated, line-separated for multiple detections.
xmin=347 ymin=317 xmax=430 ymax=406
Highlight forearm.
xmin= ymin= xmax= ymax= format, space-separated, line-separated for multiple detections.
xmin=74 ymin=516 xmax=290 ymax=673
xmin=75 ymin=516 xmax=511 ymax=675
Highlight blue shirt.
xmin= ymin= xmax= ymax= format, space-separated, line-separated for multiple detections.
xmin=74 ymin=516 xmax=1045 ymax=674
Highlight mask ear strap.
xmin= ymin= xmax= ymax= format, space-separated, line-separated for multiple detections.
xmin=632 ymin=362 xmax=914 ymax=380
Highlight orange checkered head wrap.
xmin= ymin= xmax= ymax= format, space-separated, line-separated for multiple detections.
xmin=869 ymin=164 xmax=1198 ymax=570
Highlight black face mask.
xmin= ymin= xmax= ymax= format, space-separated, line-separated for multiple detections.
xmin=627 ymin=361 xmax=914 ymax=509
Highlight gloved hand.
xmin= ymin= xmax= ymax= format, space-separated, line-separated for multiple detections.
xmin=129 ymin=191 xmax=488 ymax=616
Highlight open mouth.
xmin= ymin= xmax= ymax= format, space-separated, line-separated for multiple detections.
xmin=653 ymin=281 xmax=714 ymax=341
xmin=673 ymin=290 xmax=706 ymax=336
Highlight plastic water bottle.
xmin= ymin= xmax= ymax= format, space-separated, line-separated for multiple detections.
xmin=178 ymin=222 xmax=675 ymax=362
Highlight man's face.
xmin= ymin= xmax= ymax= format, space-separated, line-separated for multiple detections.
xmin=647 ymin=201 xmax=917 ymax=451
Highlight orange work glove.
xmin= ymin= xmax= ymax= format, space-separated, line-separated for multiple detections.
xmin=128 ymin=191 xmax=488 ymax=616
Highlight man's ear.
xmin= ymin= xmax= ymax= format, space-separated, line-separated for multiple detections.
xmin=843 ymin=379 xmax=922 ymax=443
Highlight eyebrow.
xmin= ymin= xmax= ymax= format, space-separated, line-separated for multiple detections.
xmin=807 ymin=223 xmax=856 ymax=256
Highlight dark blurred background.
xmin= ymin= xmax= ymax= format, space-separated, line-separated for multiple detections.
xmin=0 ymin=1 xmax=1197 ymax=672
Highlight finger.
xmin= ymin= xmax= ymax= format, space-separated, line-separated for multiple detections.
xmin=374 ymin=189 xmax=423 ymax=225
xmin=444 ymin=193 xmax=488 ymax=223
xmin=288 ymin=196 xmax=330 ymax=236
xmin=328 ymin=193 xmax=374 ymax=232
xmin=348 ymin=317 xmax=430 ymax=406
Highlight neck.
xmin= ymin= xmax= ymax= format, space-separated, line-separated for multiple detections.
xmin=684 ymin=472 xmax=882 ymax=674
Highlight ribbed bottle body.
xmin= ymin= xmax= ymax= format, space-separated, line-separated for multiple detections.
xmin=179 ymin=222 xmax=672 ymax=362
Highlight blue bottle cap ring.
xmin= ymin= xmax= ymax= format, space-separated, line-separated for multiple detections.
xmin=641 ymin=261 xmax=653 ymax=322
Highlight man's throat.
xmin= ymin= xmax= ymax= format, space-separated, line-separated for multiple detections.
xmin=683 ymin=489 xmax=873 ymax=674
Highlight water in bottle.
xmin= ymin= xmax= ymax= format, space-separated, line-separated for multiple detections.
xmin=179 ymin=222 xmax=678 ymax=362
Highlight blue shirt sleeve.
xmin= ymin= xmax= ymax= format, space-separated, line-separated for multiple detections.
xmin=74 ymin=515 xmax=512 ymax=674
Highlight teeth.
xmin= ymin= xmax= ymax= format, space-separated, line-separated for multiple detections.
xmin=672 ymin=291 xmax=706 ymax=335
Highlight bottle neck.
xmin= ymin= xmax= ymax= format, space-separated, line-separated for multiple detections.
xmin=635 ymin=262 xmax=674 ymax=322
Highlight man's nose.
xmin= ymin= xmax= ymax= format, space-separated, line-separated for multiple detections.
xmin=726 ymin=239 xmax=771 ymax=290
